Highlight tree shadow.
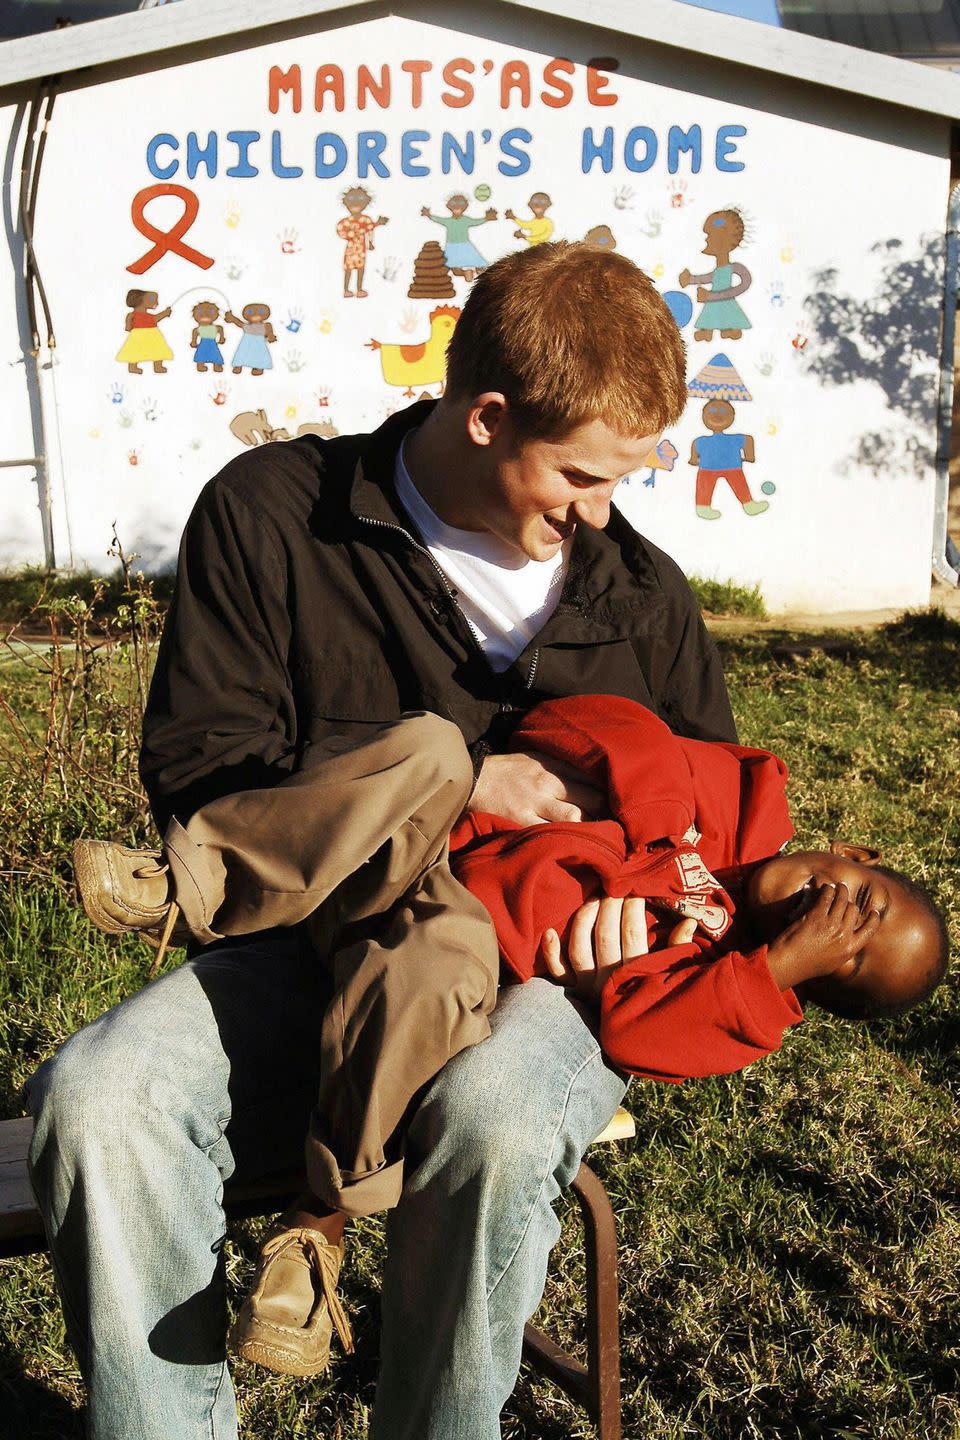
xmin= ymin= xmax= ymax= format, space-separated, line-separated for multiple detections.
xmin=802 ymin=233 xmax=944 ymax=482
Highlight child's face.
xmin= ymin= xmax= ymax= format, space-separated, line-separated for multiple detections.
xmin=746 ymin=847 xmax=937 ymax=1015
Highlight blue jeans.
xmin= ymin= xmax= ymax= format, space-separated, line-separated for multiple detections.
xmin=25 ymin=933 xmax=627 ymax=1440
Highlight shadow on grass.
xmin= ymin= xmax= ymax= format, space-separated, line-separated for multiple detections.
xmin=717 ymin=608 xmax=960 ymax=697
xmin=0 ymin=1340 xmax=83 ymax=1440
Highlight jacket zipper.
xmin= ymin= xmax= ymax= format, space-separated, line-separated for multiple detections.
xmin=358 ymin=511 xmax=541 ymax=698
xmin=357 ymin=512 xmax=494 ymax=672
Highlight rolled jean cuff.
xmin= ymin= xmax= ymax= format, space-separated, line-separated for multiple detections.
xmin=304 ymin=1134 xmax=405 ymax=1218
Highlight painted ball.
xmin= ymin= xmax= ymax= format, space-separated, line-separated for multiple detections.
xmin=474 ymin=183 xmax=492 ymax=202
xmin=761 ymin=481 xmax=776 ymax=496
xmin=662 ymin=290 xmax=694 ymax=329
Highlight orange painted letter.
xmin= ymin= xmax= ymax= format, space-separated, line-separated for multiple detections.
xmin=269 ymin=65 xmax=301 ymax=115
xmin=357 ymin=64 xmax=391 ymax=109
xmin=500 ymin=61 xmax=531 ymax=109
xmin=401 ymin=60 xmax=433 ymax=107
xmin=442 ymin=59 xmax=475 ymax=108
xmin=314 ymin=64 xmax=345 ymax=113
xmin=586 ymin=64 xmax=618 ymax=106
xmin=541 ymin=57 xmax=574 ymax=108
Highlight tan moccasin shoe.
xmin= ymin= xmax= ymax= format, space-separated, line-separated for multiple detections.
xmin=72 ymin=839 xmax=187 ymax=962
xmin=229 ymin=1223 xmax=354 ymax=1377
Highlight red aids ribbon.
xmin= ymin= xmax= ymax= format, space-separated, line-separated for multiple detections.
xmin=127 ymin=184 xmax=214 ymax=275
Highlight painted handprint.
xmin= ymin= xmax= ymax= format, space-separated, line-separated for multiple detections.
xmin=284 ymin=349 xmax=306 ymax=373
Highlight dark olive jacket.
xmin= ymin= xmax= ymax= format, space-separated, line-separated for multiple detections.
xmin=140 ymin=401 xmax=736 ymax=833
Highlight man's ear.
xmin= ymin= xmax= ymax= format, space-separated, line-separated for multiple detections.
xmin=830 ymin=840 xmax=882 ymax=866
xmin=466 ymin=392 xmax=510 ymax=448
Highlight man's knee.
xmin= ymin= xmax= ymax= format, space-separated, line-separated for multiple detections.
xmin=26 ymin=1025 xmax=129 ymax=1164
xmin=407 ymin=981 xmax=625 ymax=1183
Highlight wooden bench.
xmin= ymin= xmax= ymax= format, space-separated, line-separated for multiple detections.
xmin=1 ymin=1106 xmax=635 ymax=1439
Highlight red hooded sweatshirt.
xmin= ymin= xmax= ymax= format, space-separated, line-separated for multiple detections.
xmin=449 ymin=696 xmax=803 ymax=1082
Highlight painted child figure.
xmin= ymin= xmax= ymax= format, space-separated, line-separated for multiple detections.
xmin=336 ymin=185 xmax=388 ymax=297
xmin=506 ymin=191 xmax=554 ymax=246
xmin=224 ymin=302 xmax=277 ymax=375
xmin=420 ymin=194 xmax=498 ymax=280
xmin=690 ymin=398 xmax=768 ymax=519
xmin=678 ymin=208 xmax=753 ymax=341
xmin=450 ymin=695 xmax=949 ymax=1081
xmin=116 ymin=289 xmax=173 ymax=376
xmin=190 ymin=301 xmax=226 ymax=372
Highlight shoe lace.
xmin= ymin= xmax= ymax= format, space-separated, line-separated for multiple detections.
xmin=260 ymin=1228 xmax=355 ymax=1355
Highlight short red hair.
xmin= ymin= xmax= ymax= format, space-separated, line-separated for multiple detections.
xmin=444 ymin=242 xmax=687 ymax=438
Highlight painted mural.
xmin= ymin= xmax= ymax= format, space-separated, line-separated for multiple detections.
xmin=0 ymin=13 xmax=947 ymax=610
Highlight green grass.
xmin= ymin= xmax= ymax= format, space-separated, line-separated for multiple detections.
xmin=0 ymin=566 xmax=175 ymax=629
xmin=1 ymin=610 xmax=958 ymax=1439
xmin=689 ymin=576 xmax=767 ymax=619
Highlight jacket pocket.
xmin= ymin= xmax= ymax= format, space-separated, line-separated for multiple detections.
xmin=296 ymin=654 xmax=402 ymax=723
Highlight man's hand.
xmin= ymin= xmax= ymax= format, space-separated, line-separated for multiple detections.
xmin=766 ymin=882 xmax=880 ymax=991
xmin=538 ymin=897 xmax=698 ymax=1003
xmin=469 ymin=750 xmax=607 ymax=826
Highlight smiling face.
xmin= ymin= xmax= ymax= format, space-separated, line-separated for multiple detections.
xmin=243 ymin=303 xmax=270 ymax=323
xmin=703 ymin=399 xmax=734 ymax=433
xmin=460 ymin=405 xmax=661 ymax=560
xmin=747 ymin=846 xmax=940 ymax=1015
xmin=344 ymin=187 xmax=371 ymax=215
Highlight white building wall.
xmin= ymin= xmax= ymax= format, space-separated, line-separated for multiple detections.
xmin=0 ymin=11 xmax=949 ymax=610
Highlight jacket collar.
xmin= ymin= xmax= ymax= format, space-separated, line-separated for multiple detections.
xmin=348 ymin=399 xmax=436 ymax=527
xmin=345 ymin=399 xmax=664 ymax=640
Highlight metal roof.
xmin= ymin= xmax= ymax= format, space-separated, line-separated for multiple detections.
xmin=780 ymin=0 xmax=960 ymax=65
xmin=0 ymin=0 xmax=958 ymax=118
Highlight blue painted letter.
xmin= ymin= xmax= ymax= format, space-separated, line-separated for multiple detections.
xmin=498 ymin=128 xmax=532 ymax=176
xmin=667 ymin=125 xmax=702 ymax=174
xmin=315 ymin=133 xmax=348 ymax=179
xmin=716 ymin=124 xmax=746 ymax=172
xmin=624 ymin=127 xmax=657 ymax=173
xmin=226 ymin=131 xmax=260 ymax=178
xmin=581 ymin=127 xmax=613 ymax=174
xmin=147 ymin=134 xmax=179 ymax=180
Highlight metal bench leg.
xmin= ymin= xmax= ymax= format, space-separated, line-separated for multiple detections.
xmin=522 ymin=1158 xmax=622 ymax=1440
xmin=571 ymin=1159 xmax=622 ymax=1440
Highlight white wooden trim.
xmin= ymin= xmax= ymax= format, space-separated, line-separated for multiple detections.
xmin=0 ymin=0 xmax=958 ymax=120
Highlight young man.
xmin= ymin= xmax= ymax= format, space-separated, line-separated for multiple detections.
xmin=26 ymin=242 xmax=736 ymax=1440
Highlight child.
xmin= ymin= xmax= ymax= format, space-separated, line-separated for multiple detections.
xmin=449 ymin=694 xmax=949 ymax=1081
xmin=73 ymin=700 xmax=948 ymax=1375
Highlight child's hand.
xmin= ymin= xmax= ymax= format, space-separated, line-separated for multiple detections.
xmin=766 ymin=882 xmax=880 ymax=990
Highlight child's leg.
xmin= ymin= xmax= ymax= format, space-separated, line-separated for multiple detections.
xmin=307 ymin=846 xmax=500 ymax=1217
xmin=232 ymin=852 xmax=499 ymax=1376
xmin=161 ymin=711 xmax=474 ymax=941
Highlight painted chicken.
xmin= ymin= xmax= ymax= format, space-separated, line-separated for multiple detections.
xmin=367 ymin=305 xmax=460 ymax=396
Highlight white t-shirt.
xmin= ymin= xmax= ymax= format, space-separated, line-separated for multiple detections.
xmin=394 ymin=436 xmax=570 ymax=673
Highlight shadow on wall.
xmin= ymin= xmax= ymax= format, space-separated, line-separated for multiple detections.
xmin=802 ymin=234 xmax=944 ymax=480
